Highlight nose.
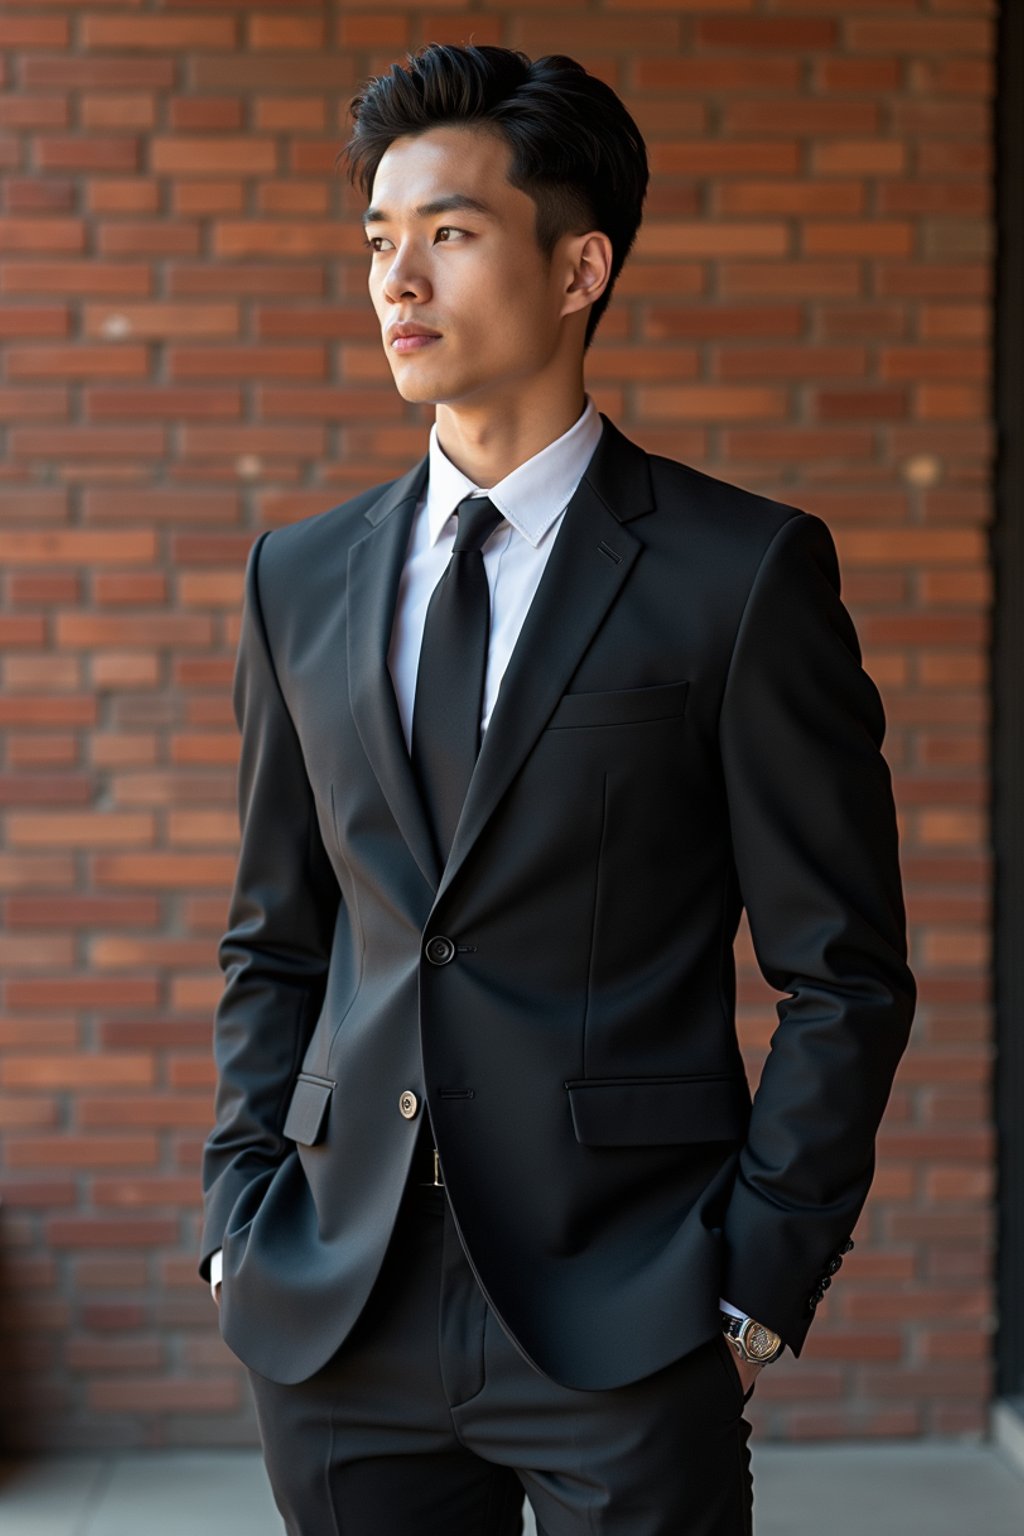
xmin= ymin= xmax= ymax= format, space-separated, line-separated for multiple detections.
xmin=381 ymin=242 xmax=430 ymax=306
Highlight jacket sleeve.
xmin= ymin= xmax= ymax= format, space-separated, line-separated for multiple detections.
xmin=717 ymin=509 xmax=916 ymax=1355
xmin=197 ymin=529 xmax=341 ymax=1283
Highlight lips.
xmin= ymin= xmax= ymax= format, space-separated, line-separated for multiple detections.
xmin=392 ymin=334 xmax=441 ymax=353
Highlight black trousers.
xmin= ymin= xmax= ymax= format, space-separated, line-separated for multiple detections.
xmin=244 ymin=1176 xmax=755 ymax=1535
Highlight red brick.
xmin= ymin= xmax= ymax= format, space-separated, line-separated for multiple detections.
xmin=0 ymin=97 xmax=70 ymax=130
xmin=725 ymin=101 xmax=879 ymax=136
xmin=151 ymin=136 xmax=277 ymax=175
xmin=721 ymin=262 xmax=861 ymax=298
xmin=1 ymin=1054 xmax=154 ymax=1089
xmin=67 ymin=1338 xmax=165 ymax=1371
xmin=0 ymin=306 xmax=69 ymax=338
xmin=9 ymin=426 xmax=166 ymax=459
xmin=0 ymin=1096 xmax=62 ymax=1128
xmin=92 ymin=1176 xmax=202 ymax=1207
xmin=248 ymin=16 xmax=326 ymax=50
xmin=74 ymin=1257 xmax=148 ymax=1289
xmin=256 ymin=386 xmax=409 ymax=420
xmin=36 ymin=138 xmax=139 ymax=173
xmin=0 ymin=18 xmax=70 ymax=46
xmin=169 ymin=97 xmax=244 ymax=133
xmin=651 ymin=142 xmax=800 ymax=176
xmin=168 ymin=345 xmax=326 ymax=378
xmin=0 ymin=261 xmax=152 ymax=296
xmin=7 ymin=975 xmax=162 ymax=1012
xmin=82 ymin=17 xmax=236 ymax=50
xmin=174 ymin=181 xmax=246 ymax=216
xmin=718 ymin=181 xmax=864 ymax=216
xmin=49 ymin=1215 xmax=176 ymax=1247
xmin=96 ymin=179 xmax=165 ymax=216
xmin=878 ymin=262 xmax=990 ymax=299
xmin=9 ymin=1137 xmax=159 ymax=1169
xmin=638 ymin=385 xmax=786 ymax=421
xmin=846 ymin=19 xmax=991 ymax=54
xmin=696 ymin=18 xmax=837 ymax=49
xmin=910 ymin=58 xmax=993 ymax=98
xmin=0 ymin=384 xmax=69 ymax=420
xmin=716 ymin=345 xmax=866 ymax=380
xmin=83 ymin=488 xmax=240 ymax=523
xmin=86 ymin=387 xmax=242 ymax=420
xmin=169 ymin=261 xmax=324 ymax=295
xmin=0 ymin=219 xmax=85 ymax=253
xmin=643 ymin=46 xmax=795 ymax=87
xmin=80 ymin=1303 xmax=148 ymax=1332
xmin=88 ymin=1377 xmax=239 ymax=1413
xmin=192 ymin=56 xmax=354 ymax=93
xmin=180 ymin=424 xmax=326 ymax=456
xmin=817 ymin=58 xmax=903 ymax=93
xmin=5 ymin=347 xmax=147 ymax=379
xmin=94 ymin=853 xmax=236 ymax=889
xmin=254 ymin=98 xmax=327 ymax=132
xmin=21 ymin=56 xmax=176 ymax=90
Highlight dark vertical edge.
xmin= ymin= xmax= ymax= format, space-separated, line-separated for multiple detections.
xmin=994 ymin=0 xmax=1024 ymax=1402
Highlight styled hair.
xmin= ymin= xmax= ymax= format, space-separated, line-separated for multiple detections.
xmin=337 ymin=43 xmax=649 ymax=352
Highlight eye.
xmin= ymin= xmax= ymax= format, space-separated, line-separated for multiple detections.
xmin=362 ymin=226 xmax=469 ymax=253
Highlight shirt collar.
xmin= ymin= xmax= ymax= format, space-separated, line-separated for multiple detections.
xmin=424 ymin=392 xmax=604 ymax=550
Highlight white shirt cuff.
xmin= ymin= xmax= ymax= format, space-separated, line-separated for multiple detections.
xmin=210 ymin=1247 xmax=223 ymax=1295
xmin=719 ymin=1298 xmax=748 ymax=1321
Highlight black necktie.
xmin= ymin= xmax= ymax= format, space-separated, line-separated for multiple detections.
xmin=411 ymin=493 xmax=506 ymax=867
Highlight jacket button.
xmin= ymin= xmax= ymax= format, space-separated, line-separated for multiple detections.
xmin=398 ymin=1090 xmax=419 ymax=1119
xmin=425 ymin=935 xmax=456 ymax=965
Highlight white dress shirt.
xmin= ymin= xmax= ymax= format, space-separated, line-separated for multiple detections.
xmin=209 ymin=392 xmax=749 ymax=1331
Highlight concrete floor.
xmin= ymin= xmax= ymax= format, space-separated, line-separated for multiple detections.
xmin=0 ymin=1441 xmax=1022 ymax=1535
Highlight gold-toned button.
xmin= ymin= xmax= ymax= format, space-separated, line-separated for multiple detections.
xmin=398 ymin=1090 xmax=419 ymax=1119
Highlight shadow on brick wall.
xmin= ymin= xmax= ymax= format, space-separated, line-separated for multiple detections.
xmin=0 ymin=1211 xmax=47 ymax=1454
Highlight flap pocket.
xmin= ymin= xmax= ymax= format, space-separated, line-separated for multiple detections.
xmin=564 ymin=1074 xmax=750 ymax=1147
xmin=282 ymin=1072 xmax=334 ymax=1146
xmin=546 ymin=680 xmax=689 ymax=731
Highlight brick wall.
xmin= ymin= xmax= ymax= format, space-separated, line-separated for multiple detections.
xmin=0 ymin=1 xmax=995 ymax=1449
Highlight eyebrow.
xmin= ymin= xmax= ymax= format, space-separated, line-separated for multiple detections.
xmin=361 ymin=194 xmax=498 ymax=230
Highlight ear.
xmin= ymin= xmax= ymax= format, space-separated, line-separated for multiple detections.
xmin=560 ymin=231 xmax=613 ymax=320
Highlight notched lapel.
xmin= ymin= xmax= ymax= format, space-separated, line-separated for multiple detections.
xmin=346 ymin=452 xmax=442 ymax=893
xmin=433 ymin=415 xmax=655 ymax=907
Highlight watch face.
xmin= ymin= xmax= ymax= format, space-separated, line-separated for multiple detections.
xmin=744 ymin=1322 xmax=781 ymax=1361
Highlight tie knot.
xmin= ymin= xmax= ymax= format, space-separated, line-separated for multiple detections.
xmin=452 ymin=494 xmax=504 ymax=554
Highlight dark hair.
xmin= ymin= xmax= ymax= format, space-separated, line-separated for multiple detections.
xmin=337 ymin=43 xmax=649 ymax=352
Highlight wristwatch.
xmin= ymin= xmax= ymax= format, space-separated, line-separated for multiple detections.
xmin=720 ymin=1311 xmax=783 ymax=1365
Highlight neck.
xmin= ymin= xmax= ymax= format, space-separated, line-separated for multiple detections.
xmin=434 ymin=384 xmax=586 ymax=487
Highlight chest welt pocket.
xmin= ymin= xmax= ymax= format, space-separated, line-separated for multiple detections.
xmin=545 ymin=679 xmax=689 ymax=730
xmin=565 ymin=1074 xmax=750 ymax=1147
xmin=281 ymin=1072 xmax=334 ymax=1146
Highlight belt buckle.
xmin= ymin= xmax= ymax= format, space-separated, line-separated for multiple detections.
xmin=419 ymin=1145 xmax=444 ymax=1189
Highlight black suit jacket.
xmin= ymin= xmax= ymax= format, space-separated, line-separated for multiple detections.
xmin=198 ymin=412 xmax=915 ymax=1388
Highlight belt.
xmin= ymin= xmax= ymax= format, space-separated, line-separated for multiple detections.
xmin=413 ymin=1123 xmax=445 ymax=1188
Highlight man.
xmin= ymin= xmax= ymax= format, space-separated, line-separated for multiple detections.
xmin=198 ymin=42 xmax=916 ymax=1536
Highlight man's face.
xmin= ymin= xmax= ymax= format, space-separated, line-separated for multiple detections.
xmin=364 ymin=124 xmax=576 ymax=408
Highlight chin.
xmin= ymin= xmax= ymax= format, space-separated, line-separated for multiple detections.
xmin=391 ymin=379 xmax=442 ymax=405
xmin=388 ymin=362 xmax=455 ymax=403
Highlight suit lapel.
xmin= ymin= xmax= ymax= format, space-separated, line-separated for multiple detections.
xmin=346 ymin=411 xmax=657 ymax=906
xmin=347 ymin=451 xmax=441 ymax=893
xmin=432 ymin=414 xmax=655 ymax=907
